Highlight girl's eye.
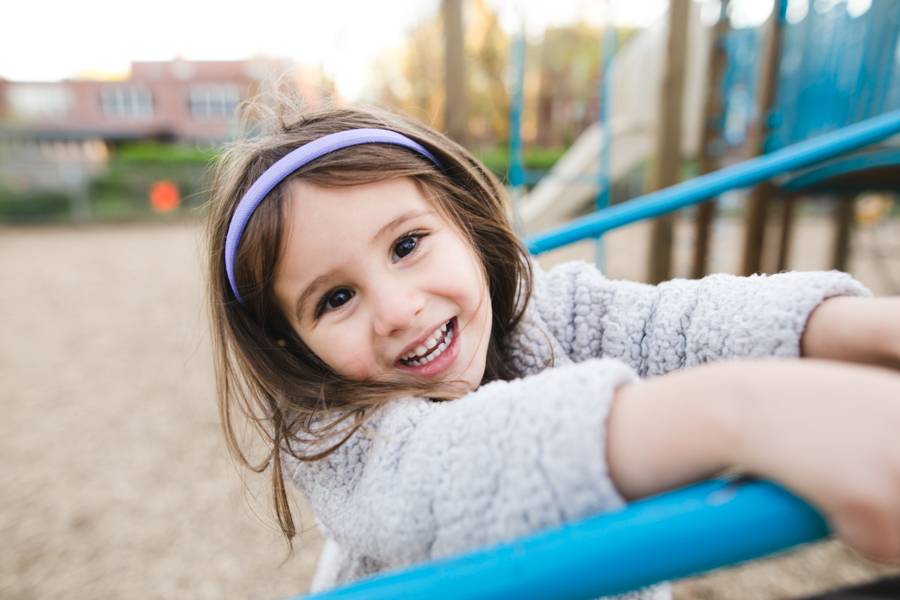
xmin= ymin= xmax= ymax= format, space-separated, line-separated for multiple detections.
xmin=320 ymin=288 xmax=354 ymax=314
xmin=392 ymin=234 xmax=422 ymax=263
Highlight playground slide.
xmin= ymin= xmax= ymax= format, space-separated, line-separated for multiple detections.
xmin=521 ymin=3 xmax=712 ymax=233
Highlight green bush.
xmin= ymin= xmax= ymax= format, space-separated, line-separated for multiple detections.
xmin=85 ymin=143 xmax=215 ymax=219
xmin=89 ymin=162 xmax=210 ymax=215
xmin=473 ymin=147 xmax=568 ymax=180
xmin=114 ymin=142 xmax=218 ymax=165
xmin=0 ymin=189 xmax=72 ymax=223
xmin=0 ymin=142 xmax=217 ymax=224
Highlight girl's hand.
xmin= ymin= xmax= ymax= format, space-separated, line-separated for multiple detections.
xmin=608 ymin=359 xmax=900 ymax=562
xmin=803 ymin=296 xmax=900 ymax=371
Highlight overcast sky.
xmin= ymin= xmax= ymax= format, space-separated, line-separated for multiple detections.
xmin=1 ymin=0 xmax=775 ymax=99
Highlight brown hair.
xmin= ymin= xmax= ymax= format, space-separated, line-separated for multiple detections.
xmin=206 ymin=100 xmax=533 ymax=541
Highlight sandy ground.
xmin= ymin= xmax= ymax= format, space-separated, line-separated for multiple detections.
xmin=1 ymin=215 xmax=898 ymax=600
xmin=0 ymin=221 xmax=322 ymax=600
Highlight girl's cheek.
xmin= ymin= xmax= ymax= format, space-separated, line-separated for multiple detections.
xmin=327 ymin=331 xmax=380 ymax=380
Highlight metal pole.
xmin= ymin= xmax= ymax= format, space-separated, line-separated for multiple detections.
xmin=508 ymin=22 xmax=527 ymax=231
xmin=595 ymin=0 xmax=616 ymax=271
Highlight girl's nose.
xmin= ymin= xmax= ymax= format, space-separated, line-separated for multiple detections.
xmin=371 ymin=281 xmax=425 ymax=337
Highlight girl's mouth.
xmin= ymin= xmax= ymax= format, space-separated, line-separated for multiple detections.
xmin=399 ymin=318 xmax=456 ymax=367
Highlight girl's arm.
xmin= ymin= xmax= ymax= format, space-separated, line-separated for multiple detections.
xmin=607 ymin=359 xmax=900 ymax=562
xmin=290 ymin=358 xmax=642 ymax=573
xmin=802 ymin=296 xmax=900 ymax=370
xmin=531 ymin=262 xmax=872 ymax=376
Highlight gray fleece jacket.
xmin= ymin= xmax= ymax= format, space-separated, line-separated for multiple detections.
xmin=285 ymin=262 xmax=870 ymax=596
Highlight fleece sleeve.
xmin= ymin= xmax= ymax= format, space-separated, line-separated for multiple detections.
xmin=533 ymin=263 xmax=871 ymax=377
xmin=287 ymin=358 xmax=638 ymax=576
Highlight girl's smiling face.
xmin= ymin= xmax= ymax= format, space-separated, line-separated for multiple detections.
xmin=272 ymin=177 xmax=492 ymax=391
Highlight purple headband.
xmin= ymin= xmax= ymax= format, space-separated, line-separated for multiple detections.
xmin=225 ymin=128 xmax=443 ymax=306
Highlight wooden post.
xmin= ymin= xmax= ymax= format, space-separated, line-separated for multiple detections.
xmin=648 ymin=0 xmax=690 ymax=284
xmin=741 ymin=2 xmax=785 ymax=275
xmin=692 ymin=0 xmax=731 ymax=279
xmin=776 ymin=195 xmax=795 ymax=272
xmin=742 ymin=180 xmax=775 ymax=274
xmin=442 ymin=0 xmax=469 ymax=147
xmin=833 ymin=195 xmax=855 ymax=271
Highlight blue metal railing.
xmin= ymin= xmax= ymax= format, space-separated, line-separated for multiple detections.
xmin=526 ymin=107 xmax=900 ymax=254
xmin=290 ymin=479 xmax=826 ymax=600
xmin=293 ymin=109 xmax=900 ymax=600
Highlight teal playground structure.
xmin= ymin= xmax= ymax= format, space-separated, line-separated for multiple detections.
xmin=718 ymin=0 xmax=900 ymax=275
xmin=510 ymin=0 xmax=900 ymax=278
xmin=289 ymin=107 xmax=900 ymax=600
xmin=717 ymin=0 xmax=900 ymax=194
xmin=721 ymin=0 xmax=900 ymax=154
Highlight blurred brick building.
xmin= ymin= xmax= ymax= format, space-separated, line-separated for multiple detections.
xmin=0 ymin=59 xmax=331 ymax=193
xmin=0 ymin=58 xmax=327 ymax=143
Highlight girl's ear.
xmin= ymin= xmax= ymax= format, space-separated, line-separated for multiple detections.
xmin=276 ymin=339 xmax=288 ymax=347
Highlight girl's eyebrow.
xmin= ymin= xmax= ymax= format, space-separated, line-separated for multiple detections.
xmin=375 ymin=210 xmax=432 ymax=241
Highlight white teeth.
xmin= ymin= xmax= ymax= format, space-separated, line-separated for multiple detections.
xmin=400 ymin=320 xmax=456 ymax=366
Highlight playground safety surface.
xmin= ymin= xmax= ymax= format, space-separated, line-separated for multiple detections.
xmin=1 ymin=219 xmax=898 ymax=600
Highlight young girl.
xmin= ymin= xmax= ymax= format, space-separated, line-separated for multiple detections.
xmin=207 ymin=102 xmax=900 ymax=597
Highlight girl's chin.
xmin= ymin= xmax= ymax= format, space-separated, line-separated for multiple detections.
xmin=394 ymin=317 xmax=462 ymax=378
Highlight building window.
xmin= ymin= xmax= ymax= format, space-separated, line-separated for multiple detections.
xmin=189 ymin=85 xmax=240 ymax=119
xmin=7 ymin=85 xmax=71 ymax=119
xmin=101 ymin=88 xmax=154 ymax=117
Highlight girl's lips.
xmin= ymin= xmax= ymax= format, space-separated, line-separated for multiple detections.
xmin=395 ymin=317 xmax=460 ymax=377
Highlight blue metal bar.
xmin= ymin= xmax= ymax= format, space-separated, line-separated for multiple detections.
xmin=596 ymin=3 xmax=615 ymax=213
xmin=288 ymin=478 xmax=827 ymax=600
xmin=779 ymin=147 xmax=900 ymax=192
xmin=526 ymin=107 xmax=900 ymax=254
xmin=508 ymin=31 xmax=526 ymax=189
xmin=595 ymin=0 xmax=616 ymax=270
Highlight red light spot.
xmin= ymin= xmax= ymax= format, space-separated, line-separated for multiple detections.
xmin=149 ymin=180 xmax=180 ymax=212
